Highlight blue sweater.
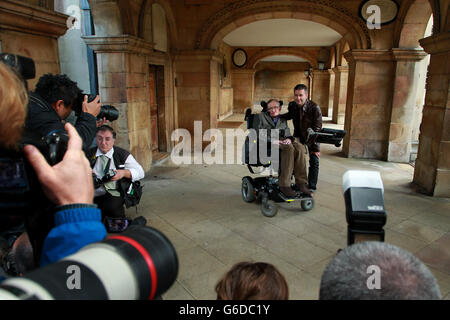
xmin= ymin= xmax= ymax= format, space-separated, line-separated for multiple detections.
xmin=40 ymin=204 xmax=107 ymax=267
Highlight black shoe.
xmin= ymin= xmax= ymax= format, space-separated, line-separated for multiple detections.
xmin=130 ymin=216 xmax=147 ymax=227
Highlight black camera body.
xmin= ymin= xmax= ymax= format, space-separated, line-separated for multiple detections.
xmin=93 ymin=169 xmax=116 ymax=189
xmin=74 ymin=93 xmax=119 ymax=122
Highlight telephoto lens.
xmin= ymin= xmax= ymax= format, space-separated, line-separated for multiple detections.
xmin=0 ymin=226 xmax=179 ymax=300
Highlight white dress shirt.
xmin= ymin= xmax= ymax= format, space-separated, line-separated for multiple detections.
xmin=93 ymin=147 xmax=145 ymax=197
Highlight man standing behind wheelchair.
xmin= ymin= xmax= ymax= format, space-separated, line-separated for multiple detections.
xmin=258 ymin=99 xmax=312 ymax=197
xmin=281 ymin=84 xmax=323 ymax=192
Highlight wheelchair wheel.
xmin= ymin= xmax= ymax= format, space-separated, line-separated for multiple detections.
xmin=301 ymin=199 xmax=314 ymax=211
xmin=261 ymin=199 xmax=278 ymax=217
xmin=242 ymin=177 xmax=256 ymax=203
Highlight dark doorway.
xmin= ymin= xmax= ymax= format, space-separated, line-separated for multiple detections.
xmin=149 ymin=64 xmax=167 ymax=159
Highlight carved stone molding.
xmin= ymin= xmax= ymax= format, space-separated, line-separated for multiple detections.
xmin=0 ymin=0 xmax=68 ymax=38
xmin=173 ymin=49 xmax=223 ymax=63
xmin=419 ymin=32 xmax=450 ymax=54
xmin=83 ymin=35 xmax=154 ymax=55
xmin=344 ymin=49 xmax=395 ymax=64
xmin=194 ymin=0 xmax=371 ymax=50
xmin=391 ymin=48 xmax=428 ymax=61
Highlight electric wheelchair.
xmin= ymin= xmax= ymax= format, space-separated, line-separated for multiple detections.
xmin=241 ymin=101 xmax=346 ymax=218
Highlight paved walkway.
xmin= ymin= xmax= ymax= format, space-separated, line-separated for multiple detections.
xmin=127 ymin=120 xmax=450 ymax=300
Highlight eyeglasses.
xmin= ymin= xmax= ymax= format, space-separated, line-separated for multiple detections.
xmin=267 ymin=107 xmax=279 ymax=112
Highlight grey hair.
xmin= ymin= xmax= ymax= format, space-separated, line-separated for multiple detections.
xmin=319 ymin=241 xmax=441 ymax=300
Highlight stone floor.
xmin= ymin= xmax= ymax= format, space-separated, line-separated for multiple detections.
xmin=127 ymin=118 xmax=450 ymax=300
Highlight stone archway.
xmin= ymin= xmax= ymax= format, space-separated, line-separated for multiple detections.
xmin=247 ymin=48 xmax=318 ymax=69
xmin=138 ymin=0 xmax=178 ymax=48
xmin=195 ymin=0 xmax=371 ymax=50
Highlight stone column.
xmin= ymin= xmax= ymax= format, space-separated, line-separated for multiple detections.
xmin=311 ymin=70 xmax=330 ymax=116
xmin=328 ymin=69 xmax=335 ymax=119
xmin=414 ymin=32 xmax=450 ymax=197
xmin=174 ymin=50 xmax=221 ymax=135
xmin=231 ymin=69 xmax=256 ymax=114
xmin=343 ymin=50 xmax=396 ymax=159
xmin=332 ymin=66 xmax=349 ymax=125
xmin=83 ymin=35 xmax=154 ymax=172
xmin=388 ymin=48 xmax=428 ymax=163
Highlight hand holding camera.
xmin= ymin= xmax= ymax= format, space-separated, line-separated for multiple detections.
xmin=24 ymin=123 xmax=94 ymax=206
xmin=82 ymin=94 xmax=101 ymax=118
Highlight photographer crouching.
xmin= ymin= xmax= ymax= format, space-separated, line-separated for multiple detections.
xmin=0 ymin=62 xmax=106 ymax=278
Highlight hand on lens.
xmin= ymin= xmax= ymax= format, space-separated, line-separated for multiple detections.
xmin=83 ymin=94 xmax=102 ymax=118
xmin=24 ymin=123 xmax=94 ymax=206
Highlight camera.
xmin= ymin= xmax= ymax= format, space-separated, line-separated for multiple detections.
xmin=93 ymin=169 xmax=116 ymax=189
xmin=74 ymin=93 xmax=119 ymax=122
xmin=343 ymin=170 xmax=387 ymax=245
xmin=0 ymin=226 xmax=179 ymax=300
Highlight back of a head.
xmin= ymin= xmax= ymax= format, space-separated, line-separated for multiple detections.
xmin=215 ymin=262 xmax=289 ymax=300
xmin=34 ymin=73 xmax=80 ymax=107
xmin=319 ymin=241 xmax=441 ymax=300
xmin=0 ymin=63 xmax=28 ymax=149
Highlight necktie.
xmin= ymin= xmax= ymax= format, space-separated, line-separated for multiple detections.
xmin=100 ymin=155 xmax=120 ymax=197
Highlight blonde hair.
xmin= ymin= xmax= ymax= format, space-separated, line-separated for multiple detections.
xmin=0 ymin=63 xmax=28 ymax=149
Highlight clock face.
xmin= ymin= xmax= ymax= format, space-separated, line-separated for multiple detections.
xmin=360 ymin=0 xmax=399 ymax=25
xmin=232 ymin=48 xmax=247 ymax=67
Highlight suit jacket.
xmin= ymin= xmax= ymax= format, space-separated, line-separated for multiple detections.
xmin=257 ymin=111 xmax=294 ymax=143
xmin=281 ymin=99 xmax=322 ymax=152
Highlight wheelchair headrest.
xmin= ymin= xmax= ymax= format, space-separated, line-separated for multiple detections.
xmin=260 ymin=100 xmax=283 ymax=112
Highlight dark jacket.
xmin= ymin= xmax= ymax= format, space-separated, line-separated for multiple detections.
xmin=24 ymin=92 xmax=97 ymax=151
xmin=257 ymin=112 xmax=294 ymax=143
xmin=281 ymin=100 xmax=323 ymax=152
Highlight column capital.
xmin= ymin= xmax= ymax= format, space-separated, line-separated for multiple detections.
xmin=83 ymin=35 xmax=154 ymax=55
xmin=311 ymin=69 xmax=331 ymax=77
xmin=0 ymin=0 xmax=68 ymax=38
xmin=332 ymin=66 xmax=349 ymax=73
xmin=344 ymin=49 xmax=394 ymax=64
xmin=419 ymin=32 xmax=450 ymax=55
xmin=392 ymin=48 xmax=428 ymax=61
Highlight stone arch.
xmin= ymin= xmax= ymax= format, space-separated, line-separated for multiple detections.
xmin=395 ymin=0 xmax=434 ymax=47
xmin=248 ymin=48 xmax=317 ymax=69
xmin=138 ymin=0 xmax=178 ymax=47
xmin=87 ymin=0 xmax=124 ymax=36
xmin=195 ymin=0 xmax=371 ymax=50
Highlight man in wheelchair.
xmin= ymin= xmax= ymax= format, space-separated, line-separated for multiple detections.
xmin=257 ymin=99 xmax=312 ymax=198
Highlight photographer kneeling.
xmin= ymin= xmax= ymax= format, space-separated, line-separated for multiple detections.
xmin=88 ymin=125 xmax=145 ymax=232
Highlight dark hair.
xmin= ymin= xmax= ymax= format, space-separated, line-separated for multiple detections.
xmin=215 ymin=262 xmax=289 ymax=300
xmin=319 ymin=241 xmax=441 ymax=300
xmin=34 ymin=73 xmax=81 ymax=108
xmin=97 ymin=125 xmax=116 ymax=139
xmin=294 ymin=84 xmax=308 ymax=93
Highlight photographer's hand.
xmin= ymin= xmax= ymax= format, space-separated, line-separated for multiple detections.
xmin=24 ymin=123 xmax=94 ymax=206
xmin=82 ymin=94 xmax=101 ymax=118
xmin=110 ymin=169 xmax=131 ymax=181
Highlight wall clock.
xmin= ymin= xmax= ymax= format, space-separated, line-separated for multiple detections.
xmin=232 ymin=48 xmax=247 ymax=68
xmin=359 ymin=0 xmax=399 ymax=26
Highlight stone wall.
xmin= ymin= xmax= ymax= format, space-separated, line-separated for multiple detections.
xmin=254 ymin=62 xmax=309 ymax=106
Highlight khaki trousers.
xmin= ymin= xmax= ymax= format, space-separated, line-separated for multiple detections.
xmin=278 ymin=140 xmax=308 ymax=187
